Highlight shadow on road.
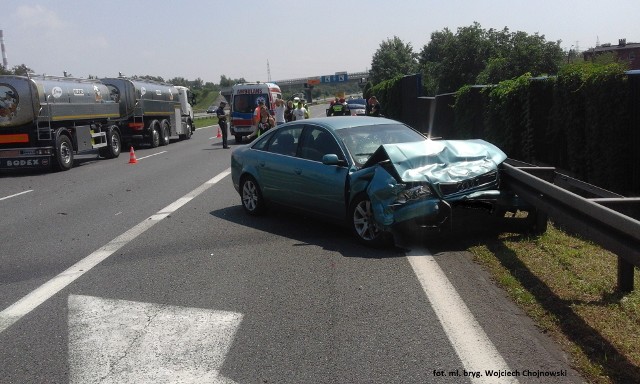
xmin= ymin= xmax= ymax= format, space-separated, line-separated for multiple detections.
xmin=210 ymin=205 xmax=408 ymax=259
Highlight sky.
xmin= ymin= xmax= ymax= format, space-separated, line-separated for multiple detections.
xmin=1 ymin=1 xmax=639 ymax=84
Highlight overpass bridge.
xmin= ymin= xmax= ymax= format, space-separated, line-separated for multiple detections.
xmin=221 ymin=71 xmax=370 ymax=104
xmin=273 ymin=71 xmax=369 ymax=87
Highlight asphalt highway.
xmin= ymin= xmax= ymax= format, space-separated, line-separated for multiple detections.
xmin=0 ymin=113 xmax=583 ymax=383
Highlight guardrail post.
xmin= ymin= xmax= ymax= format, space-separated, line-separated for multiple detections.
xmin=618 ymin=257 xmax=635 ymax=293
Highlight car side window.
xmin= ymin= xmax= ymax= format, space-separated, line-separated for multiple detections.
xmin=267 ymin=126 xmax=302 ymax=156
xmin=251 ymin=131 xmax=273 ymax=151
xmin=300 ymin=127 xmax=344 ymax=162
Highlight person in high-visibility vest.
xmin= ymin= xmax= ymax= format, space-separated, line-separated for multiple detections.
xmin=328 ymin=98 xmax=349 ymax=116
xmin=247 ymin=99 xmax=273 ymax=140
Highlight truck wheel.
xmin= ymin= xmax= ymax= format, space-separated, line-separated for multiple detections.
xmin=185 ymin=123 xmax=192 ymax=139
xmin=348 ymin=193 xmax=390 ymax=247
xmin=240 ymin=175 xmax=266 ymax=215
xmin=149 ymin=120 xmax=160 ymax=148
xmin=159 ymin=120 xmax=170 ymax=146
xmin=53 ymin=134 xmax=74 ymax=171
xmin=99 ymin=127 xmax=121 ymax=159
xmin=235 ymin=134 xmax=243 ymax=144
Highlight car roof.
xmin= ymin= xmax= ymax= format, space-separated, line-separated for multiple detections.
xmin=299 ymin=116 xmax=399 ymax=132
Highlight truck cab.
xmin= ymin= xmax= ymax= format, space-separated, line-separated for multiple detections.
xmin=174 ymin=86 xmax=195 ymax=133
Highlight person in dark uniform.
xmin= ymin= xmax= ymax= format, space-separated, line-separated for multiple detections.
xmin=367 ymin=96 xmax=382 ymax=117
xmin=215 ymin=101 xmax=229 ymax=148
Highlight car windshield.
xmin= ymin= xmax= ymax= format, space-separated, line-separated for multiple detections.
xmin=335 ymin=123 xmax=426 ymax=167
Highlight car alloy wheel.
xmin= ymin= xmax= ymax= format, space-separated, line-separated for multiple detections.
xmin=349 ymin=194 xmax=386 ymax=246
xmin=240 ymin=176 xmax=265 ymax=215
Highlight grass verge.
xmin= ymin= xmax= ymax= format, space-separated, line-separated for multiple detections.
xmin=467 ymin=222 xmax=640 ymax=383
xmin=194 ymin=117 xmax=217 ymax=128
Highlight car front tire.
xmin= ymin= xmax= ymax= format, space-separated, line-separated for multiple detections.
xmin=349 ymin=194 xmax=389 ymax=247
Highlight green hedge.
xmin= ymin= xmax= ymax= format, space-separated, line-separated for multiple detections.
xmin=448 ymin=63 xmax=635 ymax=195
xmin=368 ymin=76 xmax=404 ymax=120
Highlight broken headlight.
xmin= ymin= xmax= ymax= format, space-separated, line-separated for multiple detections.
xmin=394 ymin=184 xmax=433 ymax=204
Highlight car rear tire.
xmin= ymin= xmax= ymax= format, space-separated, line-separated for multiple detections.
xmin=240 ymin=175 xmax=265 ymax=215
xmin=235 ymin=134 xmax=243 ymax=144
xmin=348 ymin=194 xmax=390 ymax=247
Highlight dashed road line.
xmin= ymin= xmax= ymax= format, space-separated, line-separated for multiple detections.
xmin=0 ymin=168 xmax=231 ymax=334
xmin=0 ymin=189 xmax=33 ymax=201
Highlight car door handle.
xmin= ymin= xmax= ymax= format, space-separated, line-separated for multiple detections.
xmin=259 ymin=161 xmax=265 ymax=167
xmin=294 ymin=168 xmax=302 ymax=175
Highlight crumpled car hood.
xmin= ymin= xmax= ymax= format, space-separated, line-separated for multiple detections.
xmin=362 ymin=139 xmax=507 ymax=183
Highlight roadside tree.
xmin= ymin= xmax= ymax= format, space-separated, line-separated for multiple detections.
xmin=369 ymin=36 xmax=418 ymax=85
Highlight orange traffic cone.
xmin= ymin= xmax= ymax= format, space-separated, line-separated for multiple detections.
xmin=216 ymin=126 xmax=222 ymax=138
xmin=128 ymin=146 xmax=137 ymax=164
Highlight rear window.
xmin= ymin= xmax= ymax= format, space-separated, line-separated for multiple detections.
xmin=347 ymin=98 xmax=366 ymax=107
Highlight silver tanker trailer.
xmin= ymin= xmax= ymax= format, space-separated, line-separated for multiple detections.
xmin=0 ymin=74 xmax=122 ymax=171
xmin=0 ymin=74 xmax=195 ymax=172
xmin=100 ymin=77 xmax=194 ymax=148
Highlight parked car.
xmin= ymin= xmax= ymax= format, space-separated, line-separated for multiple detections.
xmin=231 ymin=116 xmax=540 ymax=246
xmin=346 ymin=98 xmax=367 ymax=116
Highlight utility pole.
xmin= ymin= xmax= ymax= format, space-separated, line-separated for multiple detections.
xmin=0 ymin=30 xmax=8 ymax=68
xmin=267 ymin=60 xmax=271 ymax=82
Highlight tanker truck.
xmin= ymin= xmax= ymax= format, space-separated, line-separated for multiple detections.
xmin=0 ymin=74 xmax=123 ymax=171
xmin=0 ymin=74 xmax=195 ymax=171
xmin=100 ymin=77 xmax=194 ymax=148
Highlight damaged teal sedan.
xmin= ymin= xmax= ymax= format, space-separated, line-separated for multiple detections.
xmin=231 ymin=116 xmax=539 ymax=246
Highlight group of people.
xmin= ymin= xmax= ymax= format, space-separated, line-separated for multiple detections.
xmin=327 ymin=95 xmax=382 ymax=117
xmin=215 ymin=93 xmax=380 ymax=148
xmin=283 ymin=96 xmax=309 ymax=122
xmin=247 ymin=96 xmax=308 ymax=141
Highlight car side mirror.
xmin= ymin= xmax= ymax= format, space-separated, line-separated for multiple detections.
xmin=322 ymin=154 xmax=346 ymax=166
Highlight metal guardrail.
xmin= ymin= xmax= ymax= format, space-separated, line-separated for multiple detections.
xmin=501 ymin=159 xmax=640 ymax=292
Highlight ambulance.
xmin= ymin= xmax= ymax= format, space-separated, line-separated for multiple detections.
xmin=230 ymin=82 xmax=282 ymax=143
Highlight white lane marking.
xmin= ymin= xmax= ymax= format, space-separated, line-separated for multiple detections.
xmin=135 ymin=150 xmax=167 ymax=161
xmin=406 ymin=247 xmax=519 ymax=384
xmin=0 ymin=190 xmax=33 ymax=201
xmin=68 ymin=295 xmax=242 ymax=384
xmin=0 ymin=168 xmax=232 ymax=334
